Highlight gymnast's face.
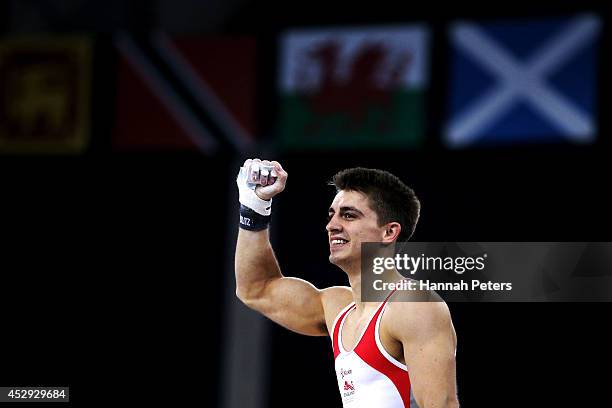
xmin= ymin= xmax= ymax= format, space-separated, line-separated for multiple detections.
xmin=326 ymin=190 xmax=386 ymax=269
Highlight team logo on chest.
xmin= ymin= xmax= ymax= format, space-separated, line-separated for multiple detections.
xmin=343 ymin=380 xmax=355 ymax=391
xmin=338 ymin=367 xmax=357 ymax=401
xmin=340 ymin=368 xmax=352 ymax=379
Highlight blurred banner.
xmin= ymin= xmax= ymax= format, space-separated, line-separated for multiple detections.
xmin=0 ymin=36 xmax=92 ymax=154
xmin=114 ymin=34 xmax=256 ymax=153
xmin=278 ymin=26 xmax=429 ymax=150
xmin=444 ymin=14 xmax=601 ymax=148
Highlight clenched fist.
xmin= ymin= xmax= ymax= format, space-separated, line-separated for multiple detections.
xmin=236 ymin=159 xmax=288 ymax=218
xmin=241 ymin=159 xmax=288 ymax=201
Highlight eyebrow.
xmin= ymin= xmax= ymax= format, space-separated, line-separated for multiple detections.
xmin=328 ymin=206 xmax=365 ymax=216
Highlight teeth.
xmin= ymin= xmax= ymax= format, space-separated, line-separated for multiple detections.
xmin=332 ymin=239 xmax=348 ymax=245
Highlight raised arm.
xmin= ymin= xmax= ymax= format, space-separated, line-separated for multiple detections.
xmin=387 ymin=301 xmax=459 ymax=408
xmin=234 ymin=159 xmax=329 ymax=336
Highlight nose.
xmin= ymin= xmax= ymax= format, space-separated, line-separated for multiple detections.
xmin=326 ymin=214 xmax=342 ymax=234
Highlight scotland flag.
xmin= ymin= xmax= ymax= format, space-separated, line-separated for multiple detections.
xmin=445 ymin=15 xmax=601 ymax=148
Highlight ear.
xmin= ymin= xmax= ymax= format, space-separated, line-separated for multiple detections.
xmin=382 ymin=222 xmax=402 ymax=243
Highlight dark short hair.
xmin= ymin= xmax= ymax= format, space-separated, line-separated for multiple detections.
xmin=329 ymin=168 xmax=420 ymax=241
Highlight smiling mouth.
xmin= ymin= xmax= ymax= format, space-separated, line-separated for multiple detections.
xmin=330 ymin=239 xmax=349 ymax=249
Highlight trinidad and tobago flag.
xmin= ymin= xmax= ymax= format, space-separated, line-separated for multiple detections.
xmin=114 ymin=33 xmax=256 ymax=154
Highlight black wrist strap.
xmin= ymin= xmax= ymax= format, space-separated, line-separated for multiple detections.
xmin=239 ymin=204 xmax=271 ymax=231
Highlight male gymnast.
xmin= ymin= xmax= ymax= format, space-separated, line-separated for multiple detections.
xmin=235 ymin=158 xmax=459 ymax=408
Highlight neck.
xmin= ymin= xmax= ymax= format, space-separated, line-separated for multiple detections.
xmin=346 ymin=272 xmax=367 ymax=314
xmin=336 ymin=258 xmax=367 ymax=312
xmin=346 ymin=267 xmax=406 ymax=314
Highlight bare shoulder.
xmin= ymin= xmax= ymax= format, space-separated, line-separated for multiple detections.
xmin=320 ymin=286 xmax=353 ymax=334
xmin=384 ymin=292 xmax=454 ymax=342
xmin=321 ymin=286 xmax=353 ymax=313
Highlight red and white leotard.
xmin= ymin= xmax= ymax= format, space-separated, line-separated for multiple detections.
xmin=331 ymin=292 xmax=418 ymax=408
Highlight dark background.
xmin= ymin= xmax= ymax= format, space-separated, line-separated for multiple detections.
xmin=0 ymin=0 xmax=610 ymax=406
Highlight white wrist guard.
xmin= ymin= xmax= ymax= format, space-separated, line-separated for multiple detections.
xmin=236 ymin=166 xmax=272 ymax=216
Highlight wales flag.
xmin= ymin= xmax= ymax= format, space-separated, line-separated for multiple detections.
xmin=278 ymin=26 xmax=430 ymax=150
